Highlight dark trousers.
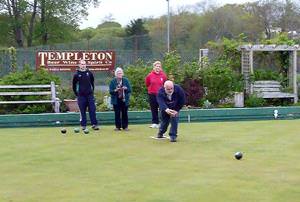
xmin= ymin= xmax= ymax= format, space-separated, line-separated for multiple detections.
xmin=158 ymin=111 xmax=179 ymax=138
xmin=113 ymin=98 xmax=128 ymax=129
xmin=77 ymin=94 xmax=98 ymax=127
xmin=148 ymin=94 xmax=159 ymax=124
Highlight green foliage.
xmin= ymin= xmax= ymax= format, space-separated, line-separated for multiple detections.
xmin=95 ymin=91 xmax=111 ymax=112
xmin=0 ymin=67 xmax=60 ymax=85
xmin=80 ymin=28 xmax=96 ymax=40
xmin=0 ymin=15 xmax=13 ymax=46
xmin=232 ymin=74 xmax=244 ymax=92
xmin=244 ymin=94 xmax=266 ymax=107
xmin=97 ymin=21 xmax=122 ymax=29
xmin=125 ymin=19 xmax=151 ymax=50
xmin=261 ymin=33 xmax=295 ymax=45
xmin=253 ymin=69 xmax=282 ymax=81
xmin=125 ymin=19 xmax=149 ymax=36
xmin=162 ymin=51 xmax=182 ymax=83
xmin=92 ymin=27 xmax=125 ymax=39
xmin=124 ymin=60 xmax=152 ymax=110
xmin=0 ymin=67 xmax=60 ymax=114
xmin=207 ymin=35 xmax=247 ymax=72
xmin=201 ymin=59 xmax=240 ymax=104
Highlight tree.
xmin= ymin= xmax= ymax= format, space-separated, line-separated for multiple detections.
xmin=37 ymin=0 xmax=99 ymax=45
xmin=79 ymin=27 xmax=95 ymax=49
xmin=97 ymin=21 xmax=121 ymax=29
xmin=0 ymin=0 xmax=28 ymax=47
xmin=278 ymin=0 xmax=300 ymax=32
xmin=246 ymin=0 xmax=284 ymax=39
xmin=124 ymin=18 xmax=151 ymax=51
xmin=0 ymin=14 xmax=13 ymax=46
xmin=0 ymin=0 xmax=99 ymax=47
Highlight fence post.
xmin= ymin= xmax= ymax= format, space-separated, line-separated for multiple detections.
xmin=51 ymin=81 xmax=60 ymax=113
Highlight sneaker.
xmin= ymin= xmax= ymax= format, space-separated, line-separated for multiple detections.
xmin=170 ymin=137 xmax=177 ymax=142
xmin=92 ymin=125 xmax=99 ymax=130
xmin=149 ymin=124 xmax=159 ymax=128
xmin=82 ymin=126 xmax=86 ymax=131
xmin=156 ymin=134 xmax=165 ymax=139
xmin=114 ymin=128 xmax=121 ymax=131
xmin=123 ymin=128 xmax=129 ymax=131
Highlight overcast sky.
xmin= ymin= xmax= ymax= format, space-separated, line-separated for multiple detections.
xmin=80 ymin=0 xmax=256 ymax=29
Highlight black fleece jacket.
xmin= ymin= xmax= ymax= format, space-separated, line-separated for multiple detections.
xmin=72 ymin=70 xmax=95 ymax=96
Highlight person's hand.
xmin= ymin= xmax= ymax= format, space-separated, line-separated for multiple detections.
xmin=165 ymin=108 xmax=177 ymax=117
xmin=122 ymin=86 xmax=127 ymax=90
xmin=169 ymin=109 xmax=178 ymax=117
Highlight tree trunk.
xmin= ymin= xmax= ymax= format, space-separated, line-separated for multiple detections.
xmin=9 ymin=0 xmax=24 ymax=47
xmin=40 ymin=0 xmax=48 ymax=45
xmin=27 ymin=0 xmax=38 ymax=47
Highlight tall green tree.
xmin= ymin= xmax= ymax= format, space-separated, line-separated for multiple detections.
xmin=124 ymin=18 xmax=151 ymax=50
xmin=0 ymin=0 xmax=99 ymax=47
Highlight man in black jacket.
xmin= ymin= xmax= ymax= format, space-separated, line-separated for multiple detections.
xmin=156 ymin=80 xmax=186 ymax=142
xmin=72 ymin=59 xmax=99 ymax=130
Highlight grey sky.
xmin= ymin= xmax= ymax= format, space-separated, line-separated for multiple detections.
xmin=80 ymin=0 xmax=256 ymax=29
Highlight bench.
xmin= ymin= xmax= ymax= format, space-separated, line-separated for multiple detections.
xmin=251 ymin=80 xmax=297 ymax=102
xmin=0 ymin=81 xmax=60 ymax=113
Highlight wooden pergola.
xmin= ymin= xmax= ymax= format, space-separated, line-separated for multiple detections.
xmin=238 ymin=44 xmax=300 ymax=103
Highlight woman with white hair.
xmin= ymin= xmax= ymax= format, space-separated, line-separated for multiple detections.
xmin=109 ymin=67 xmax=132 ymax=131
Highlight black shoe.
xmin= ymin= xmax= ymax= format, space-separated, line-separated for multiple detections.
xmin=170 ymin=137 xmax=177 ymax=142
xmin=157 ymin=134 xmax=165 ymax=139
xmin=92 ymin=125 xmax=99 ymax=130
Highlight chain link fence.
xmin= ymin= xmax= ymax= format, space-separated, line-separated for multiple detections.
xmin=0 ymin=35 xmax=200 ymax=89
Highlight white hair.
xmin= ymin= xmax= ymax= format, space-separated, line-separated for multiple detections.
xmin=114 ymin=67 xmax=123 ymax=77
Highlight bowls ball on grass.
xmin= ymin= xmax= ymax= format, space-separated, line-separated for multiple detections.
xmin=234 ymin=151 xmax=243 ymax=160
xmin=74 ymin=127 xmax=80 ymax=133
xmin=61 ymin=128 xmax=67 ymax=134
xmin=83 ymin=128 xmax=89 ymax=134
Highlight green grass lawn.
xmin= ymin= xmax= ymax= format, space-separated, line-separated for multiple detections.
xmin=0 ymin=120 xmax=299 ymax=202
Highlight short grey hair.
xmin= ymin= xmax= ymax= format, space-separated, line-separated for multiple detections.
xmin=114 ymin=67 xmax=124 ymax=76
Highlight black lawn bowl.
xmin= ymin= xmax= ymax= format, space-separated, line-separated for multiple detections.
xmin=234 ymin=152 xmax=243 ymax=160
xmin=61 ymin=128 xmax=67 ymax=134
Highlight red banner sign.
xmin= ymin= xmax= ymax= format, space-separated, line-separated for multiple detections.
xmin=36 ymin=50 xmax=115 ymax=72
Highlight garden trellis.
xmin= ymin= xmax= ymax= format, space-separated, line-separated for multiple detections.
xmin=239 ymin=44 xmax=300 ymax=103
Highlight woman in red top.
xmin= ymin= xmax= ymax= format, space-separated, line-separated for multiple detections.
xmin=145 ymin=61 xmax=167 ymax=128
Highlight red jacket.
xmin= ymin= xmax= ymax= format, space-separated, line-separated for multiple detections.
xmin=145 ymin=70 xmax=167 ymax=95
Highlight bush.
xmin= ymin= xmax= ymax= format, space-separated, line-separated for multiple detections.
xmin=244 ymin=94 xmax=266 ymax=107
xmin=253 ymin=69 xmax=282 ymax=81
xmin=182 ymin=78 xmax=204 ymax=107
xmin=201 ymin=59 xmax=239 ymax=104
xmin=163 ymin=51 xmax=182 ymax=83
xmin=124 ymin=60 xmax=152 ymax=110
xmin=0 ymin=67 xmax=61 ymax=114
